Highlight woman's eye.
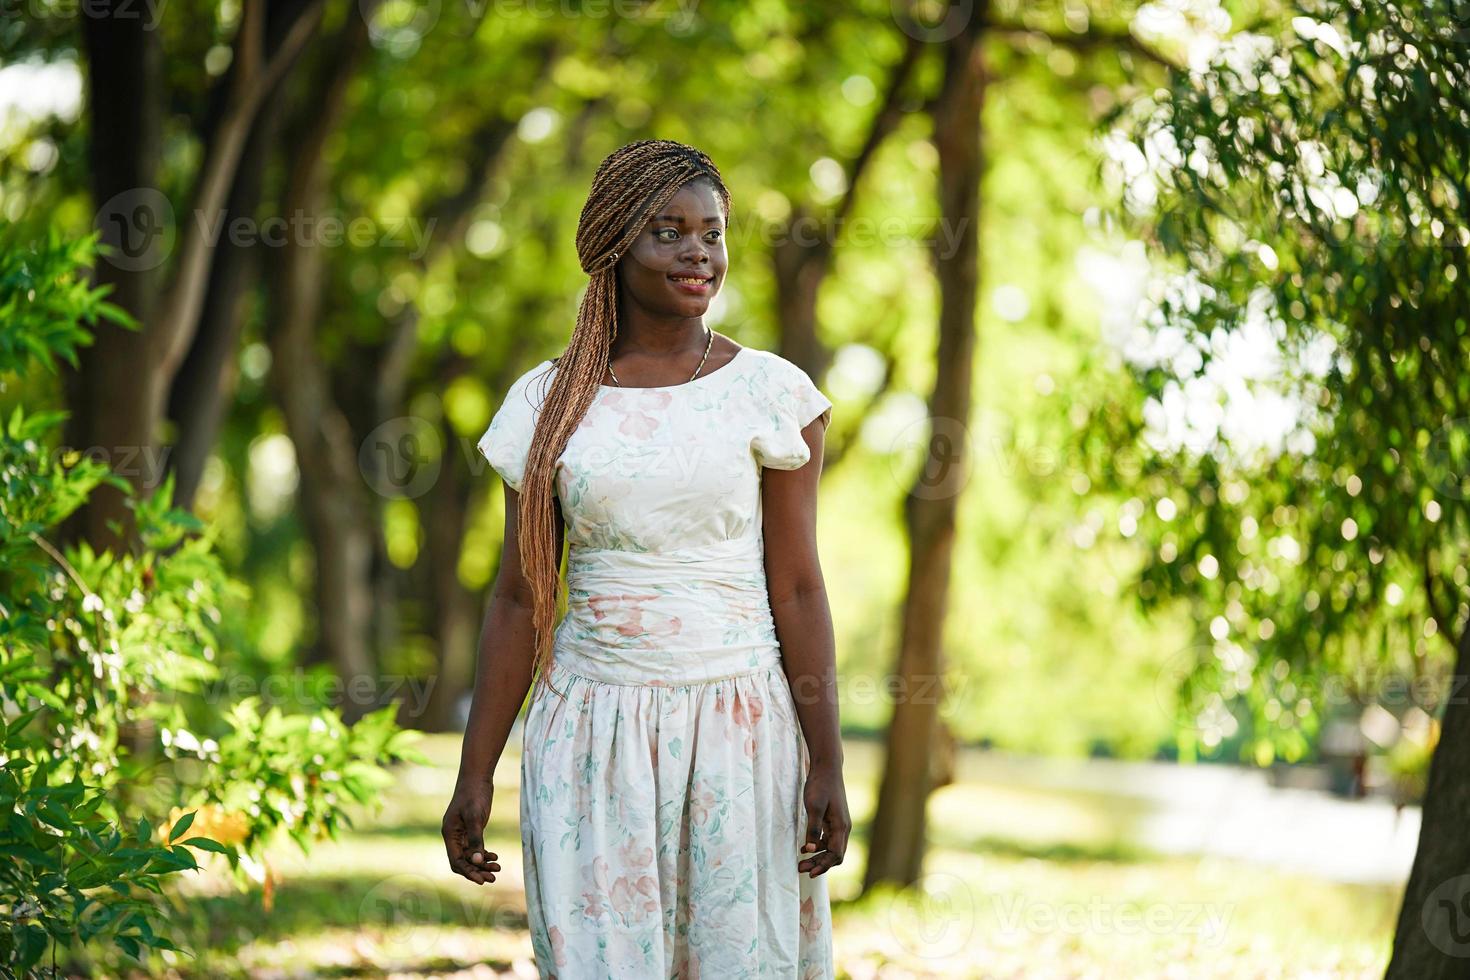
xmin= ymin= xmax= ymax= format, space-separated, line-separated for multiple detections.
xmin=705 ymin=230 xmax=723 ymax=243
xmin=655 ymin=228 xmax=679 ymax=242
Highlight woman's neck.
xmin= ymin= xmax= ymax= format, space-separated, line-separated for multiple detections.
xmin=609 ymin=315 xmax=710 ymax=357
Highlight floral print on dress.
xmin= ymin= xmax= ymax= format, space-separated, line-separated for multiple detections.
xmin=601 ymin=388 xmax=674 ymax=439
xmin=480 ymin=347 xmax=836 ymax=978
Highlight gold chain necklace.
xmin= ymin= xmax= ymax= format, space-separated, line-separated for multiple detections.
xmin=606 ymin=327 xmax=714 ymax=387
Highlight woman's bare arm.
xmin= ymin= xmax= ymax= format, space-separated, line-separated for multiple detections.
xmin=455 ymin=481 xmax=559 ymax=782
xmin=443 ymin=480 xmax=564 ymax=885
xmin=761 ymin=416 xmax=851 ymax=876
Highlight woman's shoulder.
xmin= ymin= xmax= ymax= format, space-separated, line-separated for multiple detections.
xmin=738 ymin=347 xmax=820 ymax=388
xmin=491 ymin=359 xmax=557 ymax=427
xmin=508 ymin=358 xmax=557 ymax=396
xmin=736 ymin=346 xmax=798 ymax=374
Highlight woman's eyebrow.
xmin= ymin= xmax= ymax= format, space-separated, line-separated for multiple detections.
xmin=653 ymin=214 xmax=724 ymax=224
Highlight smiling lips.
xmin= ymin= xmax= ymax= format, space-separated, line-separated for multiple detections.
xmin=670 ymin=272 xmax=714 ymax=293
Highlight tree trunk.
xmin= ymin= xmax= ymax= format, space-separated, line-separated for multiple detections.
xmin=863 ymin=7 xmax=985 ymax=892
xmin=66 ymin=6 xmax=165 ymax=553
xmin=1385 ymin=620 xmax=1470 ymax=977
xmin=67 ymin=0 xmax=319 ymax=551
xmin=264 ymin=9 xmax=379 ymax=710
xmin=771 ymin=208 xmax=833 ymax=377
xmin=352 ymin=112 xmax=523 ymax=692
xmin=166 ymin=1 xmax=313 ymax=511
xmin=769 ymin=34 xmax=922 ymax=380
xmin=350 ymin=56 xmax=553 ymax=725
xmin=418 ymin=404 xmax=480 ymax=731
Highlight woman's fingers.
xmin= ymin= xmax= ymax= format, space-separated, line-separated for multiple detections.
xmin=825 ymin=808 xmax=849 ymax=859
xmin=452 ymin=856 xmax=491 ymax=883
xmin=467 ymin=829 xmax=496 ymax=865
xmin=797 ymin=802 xmax=851 ymax=877
xmin=803 ymin=798 xmax=825 ymax=849
xmin=812 ymin=817 xmax=849 ymax=876
xmin=798 ymin=797 xmax=828 ymax=874
xmin=805 ymin=799 xmax=829 ymax=875
xmin=802 ymin=846 xmax=839 ymax=876
xmin=443 ymin=807 xmax=500 ymax=884
xmin=453 ymin=852 xmax=500 ymax=883
xmin=442 ymin=812 xmax=465 ymax=873
xmin=467 ymin=845 xmax=502 ymax=881
xmin=458 ymin=846 xmax=501 ymax=883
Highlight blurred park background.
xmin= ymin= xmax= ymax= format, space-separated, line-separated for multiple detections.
xmin=3 ymin=0 xmax=1469 ymax=976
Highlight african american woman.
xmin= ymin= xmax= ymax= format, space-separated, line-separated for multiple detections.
xmin=441 ymin=138 xmax=847 ymax=978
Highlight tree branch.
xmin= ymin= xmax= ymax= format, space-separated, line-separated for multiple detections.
xmin=373 ymin=38 xmax=563 ymax=415
xmin=986 ymin=17 xmax=1180 ymax=72
xmin=152 ymin=0 xmax=325 ymax=384
xmin=833 ymin=30 xmax=926 ymax=227
xmin=1423 ymin=545 xmax=1459 ymax=645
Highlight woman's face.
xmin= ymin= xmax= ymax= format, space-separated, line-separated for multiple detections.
xmin=618 ymin=179 xmax=728 ymax=319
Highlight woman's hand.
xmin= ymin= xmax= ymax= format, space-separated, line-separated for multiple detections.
xmin=798 ymin=760 xmax=851 ymax=878
xmin=442 ymin=781 xmax=500 ymax=885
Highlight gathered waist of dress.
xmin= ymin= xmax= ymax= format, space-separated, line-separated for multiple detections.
xmin=553 ymin=535 xmax=785 ymax=687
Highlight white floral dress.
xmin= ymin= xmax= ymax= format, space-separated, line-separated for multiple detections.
xmin=477 ymin=345 xmax=836 ymax=979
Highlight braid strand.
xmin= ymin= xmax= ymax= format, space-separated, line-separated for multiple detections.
xmin=516 ymin=140 xmax=732 ymax=701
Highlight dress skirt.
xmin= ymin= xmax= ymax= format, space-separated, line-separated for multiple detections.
xmin=519 ymin=538 xmax=835 ymax=979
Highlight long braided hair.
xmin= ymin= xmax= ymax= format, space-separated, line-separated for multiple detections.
xmin=517 ymin=139 xmax=733 ymax=700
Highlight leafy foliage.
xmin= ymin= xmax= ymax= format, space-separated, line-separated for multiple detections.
xmin=0 ymin=224 xmax=133 ymax=376
xmin=0 ymin=228 xmax=425 ymax=974
xmin=1093 ymin=0 xmax=1470 ymax=766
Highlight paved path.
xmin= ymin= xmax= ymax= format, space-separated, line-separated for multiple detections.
xmin=952 ymin=749 xmax=1420 ymax=885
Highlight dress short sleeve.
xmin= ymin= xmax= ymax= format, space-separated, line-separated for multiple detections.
xmin=751 ymin=354 xmax=833 ymax=471
xmin=477 ymin=360 xmax=554 ymax=492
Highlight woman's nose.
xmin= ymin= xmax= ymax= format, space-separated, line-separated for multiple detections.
xmin=681 ymin=238 xmax=710 ymax=263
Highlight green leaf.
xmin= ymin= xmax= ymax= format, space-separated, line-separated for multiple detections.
xmin=166 ymin=810 xmax=196 ymax=844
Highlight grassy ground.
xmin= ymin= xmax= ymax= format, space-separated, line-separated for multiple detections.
xmin=149 ymin=734 xmax=1400 ymax=978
